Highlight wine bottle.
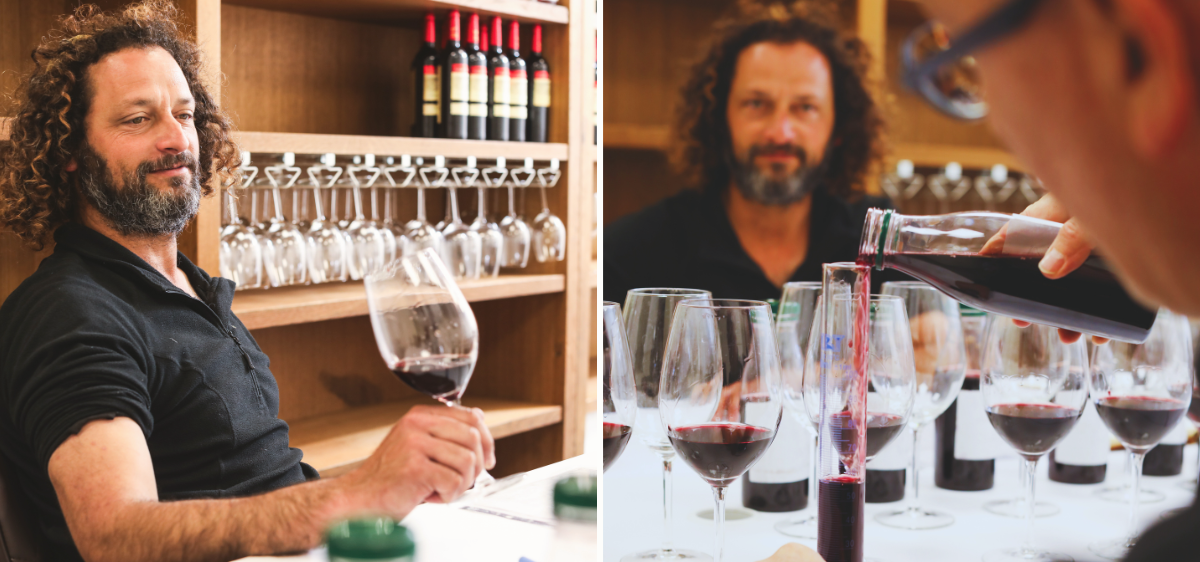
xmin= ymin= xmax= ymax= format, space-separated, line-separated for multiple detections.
xmin=865 ymin=430 xmax=909 ymax=503
xmin=439 ymin=10 xmax=468 ymax=139
xmin=1143 ymin=418 xmax=1188 ymax=476
xmin=506 ymin=20 xmax=528 ymax=142
xmin=527 ymin=24 xmax=551 ymax=143
xmin=741 ymin=402 xmax=809 ymax=512
xmin=1047 ymin=400 xmax=1109 ymax=484
xmin=934 ymin=306 xmax=1000 ymax=491
xmin=411 ymin=13 xmax=439 ymax=138
xmin=465 ymin=13 xmax=488 ymax=140
xmin=486 ymin=16 xmax=510 ymax=141
xmin=859 ymin=209 xmax=1158 ymax=343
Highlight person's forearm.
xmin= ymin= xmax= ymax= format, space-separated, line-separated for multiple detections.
xmin=73 ymin=476 xmax=365 ymax=562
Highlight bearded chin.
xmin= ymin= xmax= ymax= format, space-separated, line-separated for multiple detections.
xmin=77 ymin=145 xmax=201 ymax=237
xmin=731 ymin=155 xmax=824 ymax=206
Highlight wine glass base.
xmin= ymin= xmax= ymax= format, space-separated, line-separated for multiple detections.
xmin=773 ymin=515 xmax=818 ymax=539
xmin=1094 ymin=485 xmax=1165 ymax=504
xmin=1088 ymin=537 xmax=1134 ymax=560
xmin=874 ymin=507 xmax=955 ymax=530
xmin=621 ymin=549 xmax=714 ymax=562
xmin=695 ymin=508 xmax=753 ymax=521
xmin=983 ymin=499 xmax=1060 ymax=518
xmin=983 ymin=547 xmax=1073 ymax=562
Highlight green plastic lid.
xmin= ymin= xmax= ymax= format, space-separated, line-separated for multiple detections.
xmin=554 ymin=473 xmax=598 ymax=522
xmin=326 ymin=518 xmax=415 ymax=560
xmin=959 ymin=303 xmax=986 ymax=317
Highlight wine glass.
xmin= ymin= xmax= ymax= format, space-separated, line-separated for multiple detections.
xmin=444 ymin=164 xmax=483 ymax=280
xmin=621 ymin=288 xmax=713 ymax=562
xmin=773 ymin=282 xmax=822 ymax=539
xmin=980 ymin=320 xmax=1087 ymax=562
xmin=220 ymin=153 xmax=263 ymax=290
xmin=659 ymin=299 xmax=782 ymax=562
xmin=382 ymin=156 xmax=417 ymax=262
xmin=304 ymin=155 xmax=349 ymax=284
xmin=1088 ymin=309 xmax=1193 ymax=560
xmin=876 ymin=281 xmax=965 ymax=530
xmin=603 ymin=301 xmax=636 ymax=472
xmin=499 ymin=159 xmax=532 ymax=268
xmin=263 ymin=155 xmax=308 ymax=287
xmin=407 ymin=158 xmax=448 ymax=263
xmin=470 ymin=186 xmax=504 ymax=277
xmin=532 ymin=163 xmax=566 ymax=263
xmin=363 ymin=248 xmax=497 ymax=494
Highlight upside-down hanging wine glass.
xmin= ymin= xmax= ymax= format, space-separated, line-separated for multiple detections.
xmin=499 ymin=158 xmax=532 ymax=268
xmin=304 ymin=154 xmax=349 ymax=284
xmin=219 ymin=151 xmax=262 ymax=290
xmin=407 ymin=157 xmax=449 ymax=264
xmin=444 ymin=161 xmax=483 ymax=280
xmin=382 ymin=156 xmax=417 ymax=261
xmin=532 ymin=161 xmax=566 ymax=262
xmin=263 ymin=153 xmax=308 ymax=287
xmin=472 ymin=163 xmax=507 ymax=277
xmin=362 ymin=155 xmax=398 ymax=267
xmin=345 ymin=155 xmax=390 ymax=280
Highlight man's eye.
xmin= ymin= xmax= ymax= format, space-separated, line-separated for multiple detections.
xmin=178 ymin=113 xmax=194 ymax=121
xmin=747 ymin=99 xmax=765 ymax=108
xmin=128 ymin=116 xmax=147 ymax=125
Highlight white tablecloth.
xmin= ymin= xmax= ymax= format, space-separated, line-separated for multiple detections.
xmin=603 ymin=433 xmax=1197 ymax=562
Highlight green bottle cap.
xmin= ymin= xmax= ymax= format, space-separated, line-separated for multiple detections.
xmin=326 ymin=518 xmax=415 ymax=561
xmin=766 ymin=299 xmax=780 ymax=316
xmin=553 ymin=473 xmax=598 ymax=522
xmin=959 ymin=303 xmax=986 ymax=317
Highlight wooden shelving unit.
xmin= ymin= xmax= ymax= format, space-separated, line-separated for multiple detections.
xmin=1 ymin=0 xmax=594 ymax=480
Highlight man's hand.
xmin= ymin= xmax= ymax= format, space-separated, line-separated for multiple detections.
xmin=345 ymin=404 xmax=496 ymax=513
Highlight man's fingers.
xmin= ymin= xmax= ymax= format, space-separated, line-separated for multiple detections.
xmin=1038 ymin=218 xmax=1094 ymax=279
xmin=470 ymin=408 xmax=497 ymax=470
xmin=422 ymin=458 xmax=467 ymax=504
xmin=422 ymin=437 xmax=476 ymax=498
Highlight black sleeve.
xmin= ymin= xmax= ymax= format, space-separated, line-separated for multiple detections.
xmin=4 ymin=286 xmax=154 ymax=470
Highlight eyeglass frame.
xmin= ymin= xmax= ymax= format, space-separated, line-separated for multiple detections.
xmin=901 ymin=0 xmax=1046 ymax=120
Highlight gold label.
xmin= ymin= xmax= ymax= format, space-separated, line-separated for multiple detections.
xmin=449 ymin=101 xmax=469 ymax=116
xmin=510 ymin=105 xmax=528 ymax=120
xmin=469 ymin=74 xmax=488 ymax=103
xmin=423 ymin=103 xmax=439 ymax=116
xmin=493 ymin=73 xmax=510 ymax=105
xmin=449 ymin=65 xmax=469 ymax=102
xmin=492 ymin=103 xmax=510 ymax=118
xmin=532 ymin=78 xmax=551 ymax=108
xmin=510 ymin=77 xmax=528 ymax=107
xmin=469 ymin=103 xmax=488 ymax=117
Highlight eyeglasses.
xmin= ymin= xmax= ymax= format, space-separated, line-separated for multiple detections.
xmin=901 ymin=0 xmax=1045 ymax=120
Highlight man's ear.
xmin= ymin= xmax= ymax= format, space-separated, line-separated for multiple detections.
xmin=1115 ymin=0 xmax=1195 ymax=158
xmin=65 ymin=159 xmax=78 ymax=172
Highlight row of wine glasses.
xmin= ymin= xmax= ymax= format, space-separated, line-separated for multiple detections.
xmin=218 ymin=152 xmax=567 ymax=290
xmin=881 ymin=160 xmax=1047 ymax=216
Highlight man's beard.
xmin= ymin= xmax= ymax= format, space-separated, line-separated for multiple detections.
xmin=730 ymin=142 xmax=827 ymax=206
xmin=77 ymin=143 xmax=201 ymax=237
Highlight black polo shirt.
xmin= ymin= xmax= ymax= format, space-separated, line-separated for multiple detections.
xmin=0 ymin=223 xmax=316 ymax=561
xmin=604 ymin=187 xmax=899 ymax=305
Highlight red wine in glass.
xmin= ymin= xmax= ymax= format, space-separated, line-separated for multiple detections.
xmin=603 ymin=422 xmax=633 ymax=472
xmin=390 ymin=354 xmax=474 ymax=404
xmin=1095 ymin=396 xmax=1187 ymax=450
xmin=818 ymin=476 xmax=865 ymax=562
xmin=985 ymin=404 xmax=1081 ymax=459
xmin=668 ymin=423 xmax=774 ymax=487
xmin=829 ymin=411 xmax=906 ymax=459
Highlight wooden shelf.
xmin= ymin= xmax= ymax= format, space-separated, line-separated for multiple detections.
xmin=888 ymin=142 xmax=1027 ymax=174
xmin=603 ymin=123 xmax=669 ymax=151
xmin=588 ymin=259 xmax=597 ymax=289
xmin=289 ymin=396 xmax=563 ymax=476
xmin=233 ymin=131 xmax=569 ymax=161
xmin=224 ymin=0 xmax=569 ymax=25
xmin=585 ymin=375 xmax=596 ymax=412
xmin=233 ymin=274 xmax=565 ymax=330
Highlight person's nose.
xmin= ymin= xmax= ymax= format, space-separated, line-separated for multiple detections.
xmin=155 ymin=113 xmax=189 ymax=155
xmin=762 ymin=110 xmax=797 ymax=146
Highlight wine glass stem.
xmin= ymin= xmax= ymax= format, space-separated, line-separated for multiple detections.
xmin=712 ymin=486 xmax=726 ymax=562
xmin=661 ymin=454 xmax=677 ymax=555
xmin=906 ymin=422 xmax=921 ymax=515
xmin=809 ymin=432 xmax=819 ymax=512
xmin=1127 ymin=451 xmax=1146 ymax=546
xmin=1021 ymin=458 xmax=1038 ymax=556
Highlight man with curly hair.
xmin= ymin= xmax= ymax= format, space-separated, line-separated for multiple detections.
xmin=604 ymin=11 xmax=898 ymax=305
xmin=0 ymin=3 xmax=493 ymax=561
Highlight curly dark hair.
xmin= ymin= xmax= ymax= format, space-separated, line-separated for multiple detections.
xmin=671 ymin=7 xmax=885 ymax=200
xmin=0 ymin=0 xmax=239 ymax=250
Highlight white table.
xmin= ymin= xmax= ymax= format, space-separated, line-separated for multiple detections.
xmin=603 ymin=435 xmax=1197 ymax=562
xmin=239 ymin=453 xmax=598 ymax=562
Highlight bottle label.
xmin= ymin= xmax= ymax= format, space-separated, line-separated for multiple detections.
xmin=449 ymin=63 xmax=469 ymax=102
xmin=1159 ymin=416 xmax=1189 ymax=446
xmin=491 ymin=101 xmax=509 ymax=118
xmin=746 ymin=402 xmax=808 ymax=484
xmin=469 ymin=65 xmax=488 ymax=104
xmin=867 ymin=425 xmax=911 ymax=470
xmin=469 ymin=103 xmax=488 ymax=117
xmin=510 ymin=68 xmax=528 ymax=119
xmin=493 ymin=70 xmax=510 ymax=105
xmin=954 ymin=390 xmax=1009 ymax=460
xmin=533 ymin=70 xmax=551 ymax=108
xmin=423 ymin=64 xmax=439 ymax=102
xmin=1053 ymin=400 xmax=1109 ymax=466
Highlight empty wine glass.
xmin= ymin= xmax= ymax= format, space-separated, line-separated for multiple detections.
xmin=603 ymin=301 xmax=636 ymax=472
xmin=532 ymin=160 xmax=566 ymax=263
xmin=382 ymin=156 xmax=417 ymax=260
xmin=444 ymin=161 xmax=483 ymax=280
xmin=981 ymin=320 xmax=1087 ymax=562
xmin=362 ymin=155 xmax=398 ymax=267
xmin=471 ymin=166 xmax=506 ymax=277
xmin=219 ymin=152 xmax=262 ymax=290
xmin=407 ymin=157 xmax=449 ymax=263
xmin=305 ymin=155 xmax=349 ymax=284
xmin=659 ymin=298 xmax=783 ymax=562
xmin=1088 ymin=310 xmax=1193 ymax=560
xmin=774 ymin=281 xmax=822 ymax=539
xmin=263 ymin=153 xmax=308 ymax=287
xmin=344 ymin=155 xmax=390 ymax=280
xmin=499 ymin=157 xmax=532 ymax=268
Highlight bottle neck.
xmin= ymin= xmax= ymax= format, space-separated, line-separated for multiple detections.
xmin=532 ymin=25 xmax=542 ymax=54
xmin=468 ymin=14 xmax=480 ymax=48
xmin=859 ymin=208 xmax=891 ymax=270
xmin=509 ymin=21 xmax=520 ymax=52
xmin=447 ymin=11 xmax=461 ymax=43
xmin=491 ymin=18 xmax=503 ymax=52
xmin=424 ymin=13 xmax=436 ymax=45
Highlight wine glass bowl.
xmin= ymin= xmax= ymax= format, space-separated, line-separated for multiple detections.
xmin=532 ymin=166 xmax=566 ymax=263
xmin=406 ymin=163 xmax=449 ymax=263
xmin=304 ymin=157 xmax=349 ymax=284
xmin=443 ymin=165 xmax=484 ymax=280
xmin=263 ymin=159 xmax=309 ymax=287
xmin=603 ymin=301 xmax=636 ymax=472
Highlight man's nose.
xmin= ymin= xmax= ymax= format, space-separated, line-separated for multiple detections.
xmin=155 ymin=114 xmax=189 ymax=154
xmin=763 ymin=111 xmax=797 ymax=145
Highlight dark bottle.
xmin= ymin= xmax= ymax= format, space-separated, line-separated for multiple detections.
xmin=527 ymin=24 xmax=551 ymax=143
xmin=865 ymin=430 xmax=909 ymax=503
xmin=439 ymin=10 xmax=469 ymax=139
xmin=1143 ymin=420 xmax=1187 ymax=476
xmin=411 ymin=13 xmax=439 ymax=138
xmin=486 ymin=16 xmax=510 ymax=141
xmin=506 ymin=20 xmax=528 ymax=142
xmin=859 ymin=209 xmax=1158 ymax=343
xmin=1047 ymin=401 xmax=1109 ymax=484
xmin=741 ymin=396 xmax=809 ymax=512
xmin=934 ymin=306 xmax=997 ymax=491
xmin=465 ymin=13 xmax=488 ymax=140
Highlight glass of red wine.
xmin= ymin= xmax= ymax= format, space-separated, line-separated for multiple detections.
xmin=603 ymin=301 xmax=636 ymax=472
xmin=1088 ymin=309 xmax=1193 ymax=560
xmin=622 ymin=288 xmax=713 ymax=562
xmin=659 ymin=299 xmax=782 ymax=562
xmin=774 ymin=282 xmax=822 ymax=539
xmin=876 ymin=281 xmax=965 ymax=530
xmin=981 ymin=319 xmax=1087 ymax=562
xmin=363 ymin=248 xmax=496 ymax=492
